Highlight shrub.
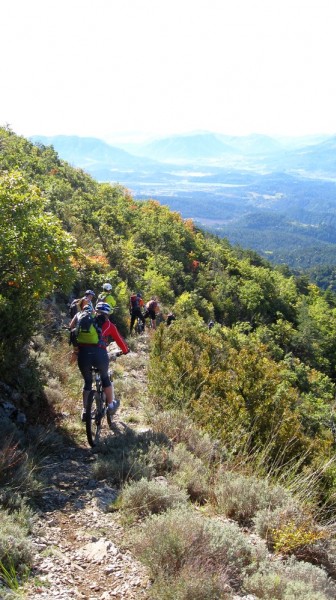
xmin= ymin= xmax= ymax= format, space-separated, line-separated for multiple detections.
xmin=167 ymin=443 xmax=211 ymax=503
xmin=254 ymin=502 xmax=336 ymax=577
xmin=148 ymin=568 xmax=231 ymax=600
xmin=121 ymin=477 xmax=188 ymax=523
xmin=272 ymin=520 xmax=328 ymax=556
xmin=0 ymin=507 xmax=33 ymax=575
xmin=43 ymin=385 xmax=63 ymax=406
xmin=213 ymin=471 xmax=290 ymax=524
xmin=148 ymin=320 xmax=313 ymax=468
xmin=128 ymin=506 xmax=266 ymax=589
xmin=244 ymin=556 xmax=336 ymax=599
xmin=254 ymin=499 xmax=305 ymax=542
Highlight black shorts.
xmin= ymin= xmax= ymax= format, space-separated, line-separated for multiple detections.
xmin=144 ymin=309 xmax=156 ymax=320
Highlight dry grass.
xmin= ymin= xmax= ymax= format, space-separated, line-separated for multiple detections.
xmin=0 ymin=506 xmax=34 ymax=584
xmin=149 ymin=409 xmax=217 ymax=463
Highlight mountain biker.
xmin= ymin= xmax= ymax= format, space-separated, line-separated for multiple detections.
xmin=80 ymin=289 xmax=95 ymax=312
xmin=96 ymin=282 xmax=117 ymax=323
xmin=97 ymin=283 xmax=116 ymax=313
xmin=129 ymin=292 xmax=145 ymax=334
xmin=70 ymin=302 xmax=129 ymax=422
xmin=143 ymin=297 xmax=160 ymax=330
xmin=69 ymin=289 xmax=95 ymax=320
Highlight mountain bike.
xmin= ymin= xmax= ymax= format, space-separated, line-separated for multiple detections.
xmin=85 ymin=351 xmax=122 ymax=447
xmin=134 ymin=315 xmax=145 ymax=335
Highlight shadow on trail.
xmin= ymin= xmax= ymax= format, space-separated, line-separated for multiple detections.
xmin=33 ymin=419 xmax=171 ymax=516
xmin=88 ymin=420 xmax=172 ymax=486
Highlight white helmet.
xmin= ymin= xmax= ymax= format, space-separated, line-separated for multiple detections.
xmin=103 ymin=283 xmax=112 ymax=291
xmin=96 ymin=302 xmax=111 ymax=314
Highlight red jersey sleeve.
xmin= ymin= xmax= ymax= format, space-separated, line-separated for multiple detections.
xmin=102 ymin=321 xmax=129 ymax=354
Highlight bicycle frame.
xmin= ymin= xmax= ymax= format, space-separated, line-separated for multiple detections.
xmin=85 ymin=352 xmax=120 ymax=447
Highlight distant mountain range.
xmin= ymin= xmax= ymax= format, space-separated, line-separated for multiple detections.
xmin=30 ymin=132 xmax=336 ymax=273
xmin=31 ymin=131 xmax=336 ymax=175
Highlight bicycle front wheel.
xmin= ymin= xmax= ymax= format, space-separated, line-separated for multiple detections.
xmin=86 ymin=390 xmax=105 ymax=447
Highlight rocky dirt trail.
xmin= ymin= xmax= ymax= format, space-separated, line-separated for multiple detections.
xmin=26 ymin=445 xmax=150 ymax=600
xmin=26 ymin=338 xmax=151 ymax=600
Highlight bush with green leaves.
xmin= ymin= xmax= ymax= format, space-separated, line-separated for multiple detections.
xmin=149 ymin=319 xmax=334 ymax=470
xmin=0 ymin=169 xmax=75 ymax=381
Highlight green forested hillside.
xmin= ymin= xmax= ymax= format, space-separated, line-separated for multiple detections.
xmin=2 ymin=125 xmax=336 ymax=484
xmin=4 ymin=126 xmax=336 ymax=598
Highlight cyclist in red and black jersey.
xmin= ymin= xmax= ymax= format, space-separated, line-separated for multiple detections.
xmin=71 ymin=302 xmax=129 ymax=421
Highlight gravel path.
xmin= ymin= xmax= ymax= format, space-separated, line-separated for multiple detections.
xmin=26 ymin=444 xmax=151 ymax=599
xmin=26 ymin=339 xmax=151 ymax=599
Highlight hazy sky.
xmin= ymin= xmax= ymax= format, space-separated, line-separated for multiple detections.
xmin=2 ymin=0 xmax=336 ymax=143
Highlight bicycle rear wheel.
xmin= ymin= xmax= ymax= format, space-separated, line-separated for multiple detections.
xmin=86 ymin=390 xmax=105 ymax=447
xmin=135 ymin=318 xmax=144 ymax=335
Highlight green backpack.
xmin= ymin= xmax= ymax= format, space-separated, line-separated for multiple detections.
xmin=75 ymin=312 xmax=101 ymax=345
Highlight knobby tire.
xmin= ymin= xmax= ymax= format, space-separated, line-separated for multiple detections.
xmin=86 ymin=389 xmax=104 ymax=447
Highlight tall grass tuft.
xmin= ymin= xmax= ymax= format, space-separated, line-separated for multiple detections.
xmin=0 ymin=506 xmax=33 ymax=592
xmin=150 ymin=409 xmax=217 ymax=463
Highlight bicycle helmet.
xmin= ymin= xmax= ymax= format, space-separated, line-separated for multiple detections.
xmin=96 ymin=302 xmax=111 ymax=314
xmin=85 ymin=289 xmax=95 ymax=296
xmin=83 ymin=305 xmax=93 ymax=312
xmin=102 ymin=283 xmax=112 ymax=291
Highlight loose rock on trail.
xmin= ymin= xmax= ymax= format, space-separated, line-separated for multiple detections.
xmin=26 ymin=444 xmax=150 ymax=599
xmin=26 ymin=339 xmax=151 ymax=599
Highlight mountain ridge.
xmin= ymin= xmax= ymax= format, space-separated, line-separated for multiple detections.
xmin=29 ymin=131 xmax=336 ymax=273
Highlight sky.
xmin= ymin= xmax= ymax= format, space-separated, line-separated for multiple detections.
xmin=2 ymin=0 xmax=336 ymax=144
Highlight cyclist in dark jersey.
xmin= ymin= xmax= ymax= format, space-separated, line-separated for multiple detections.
xmin=129 ymin=292 xmax=145 ymax=334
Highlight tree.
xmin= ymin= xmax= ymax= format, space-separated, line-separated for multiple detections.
xmin=0 ymin=170 xmax=75 ymax=379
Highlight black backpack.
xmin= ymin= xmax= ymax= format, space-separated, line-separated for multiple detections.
xmin=69 ymin=298 xmax=80 ymax=318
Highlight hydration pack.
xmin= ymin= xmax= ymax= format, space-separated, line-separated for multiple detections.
xmin=69 ymin=298 xmax=81 ymax=318
xmin=73 ymin=312 xmax=102 ymax=345
xmin=130 ymin=294 xmax=140 ymax=309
